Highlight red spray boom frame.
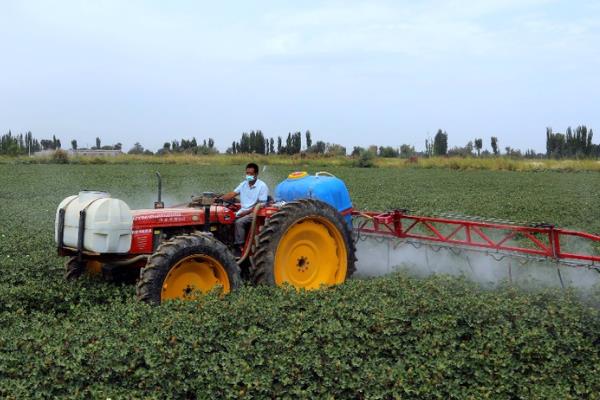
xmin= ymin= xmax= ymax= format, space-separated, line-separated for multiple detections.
xmin=353 ymin=210 xmax=600 ymax=269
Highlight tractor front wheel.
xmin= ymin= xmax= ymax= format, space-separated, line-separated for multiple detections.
xmin=251 ymin=199 xmax=356 ymax=289
xmin=136 ymin=233 xmax=241 ymax=305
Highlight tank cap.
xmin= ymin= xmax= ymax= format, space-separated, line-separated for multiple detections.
xmin=288 ymin=171 xmax=308 ymax=179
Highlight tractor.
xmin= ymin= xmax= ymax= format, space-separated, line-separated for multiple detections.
xmin=55 ymin=171 xmax=356 ymax=304
xmin=56 ymin=170 xmax=600 ymax=299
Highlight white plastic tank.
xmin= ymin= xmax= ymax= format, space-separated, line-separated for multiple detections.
xmin=55 ymin=191 xmax=133 ymax=253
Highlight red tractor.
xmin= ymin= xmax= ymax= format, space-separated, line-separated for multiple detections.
xmin=57 ymin=169 xmax=600 ymax=299
xmin=56 ymin=172 xmax=356 ymax=304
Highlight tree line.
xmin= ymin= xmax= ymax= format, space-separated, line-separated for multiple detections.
xmin=157 ymin=137 xmax=217 ymax=155
xmin=228 ymin=130 xmax=347 ymax=156
xmin=418 ymin=126 xmax=596 ymax=159
xmin=545 ymin=126 xmax=598 ymax=158
xmin=1 ymin=125 xmax=598 ymax=159
xmin=0 ymin=131 xmax=58 ymax=155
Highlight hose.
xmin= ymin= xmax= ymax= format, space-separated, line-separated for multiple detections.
xmin=236 ymin=203 xmax=264 ymax=265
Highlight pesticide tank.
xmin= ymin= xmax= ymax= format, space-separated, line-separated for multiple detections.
xmin=55 ymin=191 xmax=133 ymax=253
xmin=275 ymin=171 xmax=352 ymax=224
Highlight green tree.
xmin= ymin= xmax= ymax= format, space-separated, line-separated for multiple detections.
xmin=351 ymin=146 xmax=365 ymax=157
xmin=95 ymin=137 xmax=101 ymax=149
xmin=448 ymin=141 xmax=473 ymax=157
xmin=255 ymin=131 xmax=266 ymax=154
xmin=1 ymin=130 xmax=16 ymax=155
xmin=378 ymin=146 xmax=399 ymax=158
xmin=312 ymin=141 xmax=326 ymax=154
xmin=249 ymin=131 xmax=256 ymax=153
xmin=474 ymin=138 xmax=482 ymax=156
xmin=546 ymin=128 xmax=566 ymax=158
xmin=305 ymin=130 xmax=312 ymax=149
xmin=285 ymin=133 xmax=292 ymax=155
xmin=399 ymin=144 xmax=415 ymax=158
xmin=24 ymin=131 xmax=32 ymax=154
xmin=239 ymin=133 xmax=249 ymax=153
xmin=128 ymin=142 xmax=145 ymax=154
xmin=491 ymin=137 xmax=499 ymax=155
xmin=425 ymin=138 xmax=433 ymax=157
xmin=40 ymin=139 xmax=51 ymax=150
xmin=71 ymin=140 xmax=77 ymax=150
xmin=433 ymin=129 xmax=448 ymax=156
xmin=293 ymin=132 xmax=302 ymax=154
xmin=326 ymin=143 xmax=346 ymax=156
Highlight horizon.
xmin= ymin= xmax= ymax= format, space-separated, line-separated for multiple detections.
xmin=1 ymin=0 xmax=599 ymax=153
xmin=1 ymin=125 xmax=596 ymax=155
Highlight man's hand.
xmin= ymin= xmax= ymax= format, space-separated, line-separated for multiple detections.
xmin=236 ymin=209 xmax=252 ymax=218
xmin=220 ymin=191 xmax=237 ymax=201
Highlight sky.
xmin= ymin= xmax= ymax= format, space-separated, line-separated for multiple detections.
xmin=1 ymin=0 xmax=599 ymax=153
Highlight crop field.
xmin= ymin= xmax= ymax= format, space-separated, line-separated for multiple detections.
xmin=1 ymin=164 xmax=600 ymax=398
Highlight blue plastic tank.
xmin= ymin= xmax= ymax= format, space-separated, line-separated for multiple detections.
xmin=275 ymin=171 xmax=353 ymax=225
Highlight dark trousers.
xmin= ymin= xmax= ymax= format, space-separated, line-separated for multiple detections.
xmin=234 ymin=213 xmax=253 ymax=246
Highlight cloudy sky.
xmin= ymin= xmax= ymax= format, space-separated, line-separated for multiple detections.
xmin=1 ymin=0 xmax=599 ymax=153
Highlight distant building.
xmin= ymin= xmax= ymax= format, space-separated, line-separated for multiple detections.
xmin=34 ymin=149 xmax=123 ymax=157
xmin=33 ymin=149 xmax=56 ymax=157
xmin=69 ymin=149 xmax=123 ymax=157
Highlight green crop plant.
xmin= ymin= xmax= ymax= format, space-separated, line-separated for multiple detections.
xmin=1 ymin=164 xmax=600 ymax=398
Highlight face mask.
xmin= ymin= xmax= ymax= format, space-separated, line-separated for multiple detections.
xmin=245 ymin=175 xmax=255 ymax=182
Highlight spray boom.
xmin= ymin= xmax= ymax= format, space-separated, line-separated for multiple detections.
xmin=353 ymin=210 xmax=600 ymax=269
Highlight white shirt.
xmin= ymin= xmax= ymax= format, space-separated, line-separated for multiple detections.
xmin=234 ymin=178 xmax=269 ymax=215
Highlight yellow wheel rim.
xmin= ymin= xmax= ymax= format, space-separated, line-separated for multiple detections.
xmin=161 ymin=255 xmax=230 ymax=301
xmin=274 ymin=216 xmax=347 ymax=289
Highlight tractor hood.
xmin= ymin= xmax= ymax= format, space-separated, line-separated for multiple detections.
xmin=131 ymin=206 xmax=235 ymax=230
xmin=128 ymin=206 xmax=236 ymax=254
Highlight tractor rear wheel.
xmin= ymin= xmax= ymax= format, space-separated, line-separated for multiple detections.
xmin=136 ymin=233 xmax=241 ymax=305
xmin=251 ymin=199 xmax=356 ymax=289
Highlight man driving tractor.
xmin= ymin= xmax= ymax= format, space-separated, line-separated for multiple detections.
xmin=220 ymin=162 xmax=269 ymax=256
xmin=57 ymin=165 xmax=358 ymax=304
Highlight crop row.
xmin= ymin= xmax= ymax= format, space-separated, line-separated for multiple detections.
xmin=1 ymin=164 xmax=599 ymax=398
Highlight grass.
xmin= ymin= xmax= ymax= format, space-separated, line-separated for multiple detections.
xmin=377 ymin=156 xmax=600 ymax=172
xmin=0 ymin=153 xmax=353 ymax=167
xmin=3 ymin=153 xmax=600 ymax=172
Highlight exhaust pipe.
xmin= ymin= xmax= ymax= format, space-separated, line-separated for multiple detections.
xmin=154 ymin=171 xmax=164 ymax=209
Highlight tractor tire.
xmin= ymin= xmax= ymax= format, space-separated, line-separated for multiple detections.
xmin=136 ymin=233 xmax=241 ymax=305
xmin=251 ymin=199 xmax=356 ymax=289
xmin=64 ymin=257 xmax=103 ymax=280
